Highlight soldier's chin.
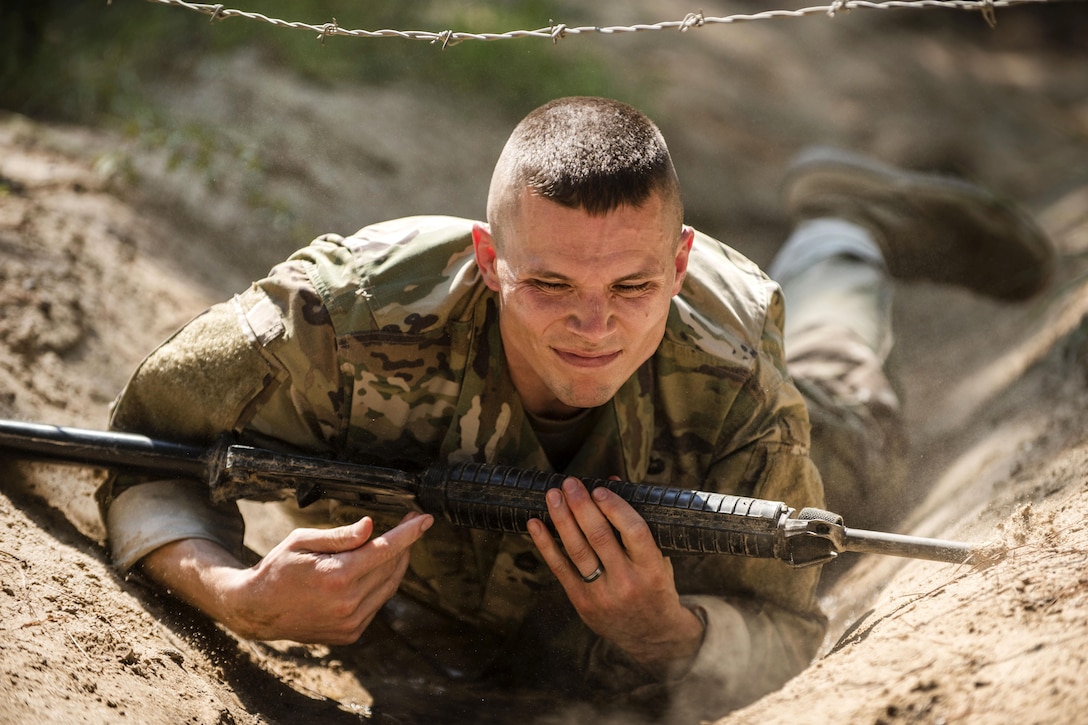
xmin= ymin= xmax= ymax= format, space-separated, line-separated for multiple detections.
xmin=557 ymin=384 xmax=619 ymax=412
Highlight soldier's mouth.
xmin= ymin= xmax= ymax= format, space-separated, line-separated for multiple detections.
xmin=553 ymin=348 xmax=621 ymax=368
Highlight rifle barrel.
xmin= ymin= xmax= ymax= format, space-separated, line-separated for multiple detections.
xmin=842 ymin=527 xmax=975 ymax=564
xmin=0 ymin=419 xmax=208 ymax=479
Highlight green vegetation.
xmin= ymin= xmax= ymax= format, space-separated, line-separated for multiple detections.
xmin=1 ymin=0 xmax=625 ymax=124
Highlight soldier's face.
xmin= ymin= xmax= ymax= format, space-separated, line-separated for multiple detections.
xmin=473 ymin=189 xmax=693 ymax=420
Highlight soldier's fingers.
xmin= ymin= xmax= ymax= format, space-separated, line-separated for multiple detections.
xmin=290 ymin=516 xmax=376 ymax=554
xmin=333 ymin=548 xmax=414 ymax=644
xmin=554 ymin=477 xmax=626 ymax=572
xmin=340 ymin=512 xmax=432 ymax=583
xmin=382 ymin=511 xmax=435 ymax=549
xmin=527 ymin=517 xmax=583 ymax=586
xmin=589 ymin=486 xmax=660 ymax=562
xmin=540 ymin=481 xmax=602 ymax=579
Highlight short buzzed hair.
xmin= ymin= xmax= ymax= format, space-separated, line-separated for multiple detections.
xmin=487 ymin=97 xmax=683 ymax=240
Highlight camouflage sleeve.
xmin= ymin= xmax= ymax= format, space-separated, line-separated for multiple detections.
xmin=585 ymin=282 xmax=827 ymax=716
xmin=670 ymin=283 xmax=827 ymax=713
xmin=97 ymin=246 xmax=349 ymax=570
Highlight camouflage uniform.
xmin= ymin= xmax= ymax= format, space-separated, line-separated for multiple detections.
xmin=771 ymin=218 xmax=909 ymax=533
xmin=99 ymin=216 xmax=829 ymax=715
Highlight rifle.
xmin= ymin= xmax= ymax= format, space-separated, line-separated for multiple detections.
xmin=0 ymin=419 xmax=978 ymax=567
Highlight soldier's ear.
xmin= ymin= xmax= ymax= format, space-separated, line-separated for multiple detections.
xmin=472 ymin=223 xmax=502 ymax=291
xmin=672 ymin=226 xmax=695 ymax=295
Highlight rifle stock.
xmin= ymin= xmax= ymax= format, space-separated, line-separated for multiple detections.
xmin=0 ymin=419 xmax=977 ymax=567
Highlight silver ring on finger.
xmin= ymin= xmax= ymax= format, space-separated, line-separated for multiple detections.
xmin=581 ymin=564 xmax=604 ymax=583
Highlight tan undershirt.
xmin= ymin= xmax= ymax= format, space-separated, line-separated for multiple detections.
xmin=526 ymin=406 xmax=603 ymax=472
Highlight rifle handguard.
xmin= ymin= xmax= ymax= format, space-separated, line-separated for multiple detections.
xmin=424 ymin=462 xmax=797 ymax=561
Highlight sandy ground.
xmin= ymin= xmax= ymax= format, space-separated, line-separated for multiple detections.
xmin=2 ymin=2 xmax=1088 ymax=723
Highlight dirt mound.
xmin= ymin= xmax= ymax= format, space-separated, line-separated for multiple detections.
xmin=2 ymin=3 xmax=1088 ymax=723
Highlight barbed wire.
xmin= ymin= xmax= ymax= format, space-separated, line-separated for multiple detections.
xmin=143 ymin=0 xmax=1062 ymax=47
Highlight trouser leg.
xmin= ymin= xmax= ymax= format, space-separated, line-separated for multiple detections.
xmin=770 ymin=219 xmax=909 ymax=531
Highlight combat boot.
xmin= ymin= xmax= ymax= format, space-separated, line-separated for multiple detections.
xmin=782 ymin=147 xmax=1053 ymax=300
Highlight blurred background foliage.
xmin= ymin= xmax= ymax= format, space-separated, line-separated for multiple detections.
xmin=0 ymin=0 xmax=651 ymax=279
xmin=3 ymin=0 xmax=1085 ymax=275
xmin=0 ymin=0 xmax=624 ymax=124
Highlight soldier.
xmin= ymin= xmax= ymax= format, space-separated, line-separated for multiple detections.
xmin=97 ymin=97 xmax=1051 ymax=719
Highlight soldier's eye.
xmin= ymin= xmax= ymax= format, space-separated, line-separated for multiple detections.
xmin=615 ymin=282 xmax=653 ymax=294
xmin=533 ymin=280 xmax=569 ymax=292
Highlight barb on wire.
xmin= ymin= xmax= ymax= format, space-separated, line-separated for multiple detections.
xmin=827 ymin=0 xmax=851 ymax=16
xmin=317 ymin=18 xmax=339 ymax=46
xmin=549 ymin=22 xmax=568 ymax=45
xmin=679 ymin=11 xmax=706 ymax=31
xmin=432 ymin=30 xmax=460 ymax=50
xmin=141 ymin=0 xmax=1056 ymax=46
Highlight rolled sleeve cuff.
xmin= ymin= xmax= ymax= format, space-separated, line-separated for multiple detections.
xmin=105 ymin=479 xmax=245 ymax=572
xmin=678 ymin=594 xmax=752 ymax=687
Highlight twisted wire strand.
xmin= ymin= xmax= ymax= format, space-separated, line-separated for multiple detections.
xmin=143 ymin=0 xmax=1063 ymax=46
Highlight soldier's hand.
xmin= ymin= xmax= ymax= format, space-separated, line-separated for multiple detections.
xmin=143 ymin=511 xmax=432 ymax=645
xmin=527 ymin=477 xmax=705 ymax=675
